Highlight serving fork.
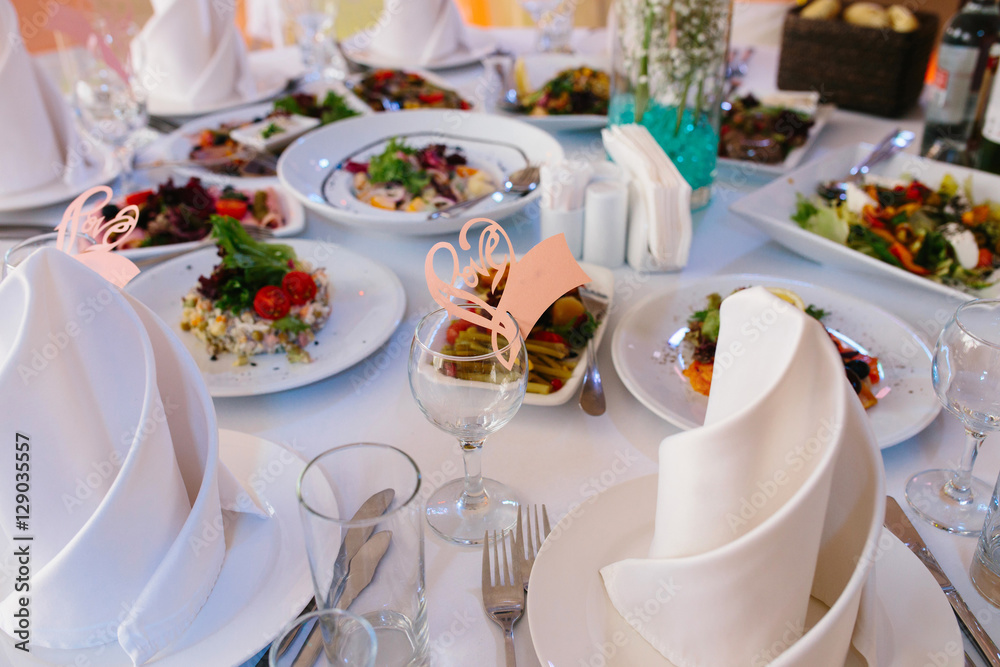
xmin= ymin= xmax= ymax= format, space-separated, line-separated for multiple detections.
xmin=483 ymin=530 xmax=524 ymax=667
xmin=515 ymin=504 xmax=551 ymax=591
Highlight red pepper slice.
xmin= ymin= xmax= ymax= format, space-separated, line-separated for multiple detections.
xmin=532 ymin=331 xmax=567 ymax=346
xmin=373 ymin=69 xmax=394 ymax=82
xmin=889 ymin=243 xmax=930 ymax=275
xmin=446 ymin=320 xmax=476 ymax=344
xmin=124 ymin=189 xmax=153 ymax=207
xmin=978 ymin=248 xmax=994 ymax=269
xmin=418 ymin=91 xmax=445 ymax=104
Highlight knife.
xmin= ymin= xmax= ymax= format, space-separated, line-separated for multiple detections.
xmin=292 ymin=531 xmax=393 ymax=667
xmin=884 ymin=497 xmax=1000 ymax=667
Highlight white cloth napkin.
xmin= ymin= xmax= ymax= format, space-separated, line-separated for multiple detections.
xmin=0 ymin=0 xmax=98 ymax=198
xmin=131 ymin=0 xmax=257 ymax=113
xmin=602 ymin=124 xmax=692 ymax=271
xmin=362 ymin=0 xmax=467 ymax=65
xmin=0 ymin=249 xmax=266 ymax=665
xmin=601 ymin=287 xmax=884 ymax=666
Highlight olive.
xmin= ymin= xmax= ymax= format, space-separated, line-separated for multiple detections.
xmin=100 ymin=204 xmax=119 ymax=220
xmin=845 ymin=359 xmax=871 ymax=381
xmin=845 ymin=367 xmax=863 ymax=394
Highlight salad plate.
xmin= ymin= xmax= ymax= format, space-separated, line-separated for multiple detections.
xmin=729 ymin=143 xmax=1000 ymax=299
xmin=717 ymin=101 xmax=835 ymax=175
xmin=341 ymin=27 xmax=498 ymax=71
xmin=0 ymin=431 xmax=315 ymax=667
xmin=610 ymin=274 xmax=940 ymax=448
xmin=277 ymin=110 xmax=564 ymax=235
xmin=0 ymin=141 xmax=120 ymax=213
xmin=126 ymin=239 xmax=406 ymax=397
xmin=526 ymin=475 xmax=962 ymax=667
xmin=347 ymin=68 xmax=477 ymax=112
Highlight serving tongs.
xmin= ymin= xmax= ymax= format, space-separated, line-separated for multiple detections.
xmin=818 ymin=128 xmax=915 ymax=200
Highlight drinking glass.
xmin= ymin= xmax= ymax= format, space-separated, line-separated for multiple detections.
xmin=285 ymin=0 xmax=348 ymax=82
xmin=408 ymin=305 xmax=528 ymax=545
xmin=906 ymin=299 xmax=1000 ymax=534
xmin=3 ymin=232 xmax=95 ymax=280
xmin=269 ymin=608 xmax=377 ymax=666
xmin=298 ymin=443 xmax=428 ymax=666
xmin=518 ymin=0 xmax=576 ymax=53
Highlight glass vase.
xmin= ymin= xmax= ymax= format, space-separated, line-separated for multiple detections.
xmin=609 ymin=0 xmax=732 ymax=209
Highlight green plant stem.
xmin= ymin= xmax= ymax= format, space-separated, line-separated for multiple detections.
xmin=635 ymin=1 xmax=654 ymax=123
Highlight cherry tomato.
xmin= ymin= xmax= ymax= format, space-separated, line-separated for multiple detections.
xmin=124 ymin=190 xmax=153 ymax=207
xmin=459 ymin=100 xmax=471 ymax=110
xmin=215 ymin=198 xmax=248 ymax=219
xmin=254 ymin=285 xmax=291 ymax=320
xmin=531 ymin=331 xmax=567 ymax=346
xmin=550 ymin=378 xmax=564 ymax=391
xmin=446 ymin=320 xmax=476 ymax=344
xmin=282 ymin=271 xmax=318 ymax=305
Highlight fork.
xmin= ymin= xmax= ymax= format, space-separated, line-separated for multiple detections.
xmin=483 ymin=530 xmax=524 ymax=667
xmin=133 ymin=224 xmax=274 ymax=269
xmin=577 ymin=286 xmax=610 ymax=416
xmin=515 ymin=504 xmax=551 ymax=592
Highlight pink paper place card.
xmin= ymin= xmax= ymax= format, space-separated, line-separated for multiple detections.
xmin=425 ymin=217 xmax=591 ymax=369
xmin=52 ymin=186 xmax=140 ymax=289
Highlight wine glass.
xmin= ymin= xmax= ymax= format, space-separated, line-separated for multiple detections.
xmin=284 ymin=0 xmax=348 ymax=82
xmin=408 ymin=305 xmax=528 ymax=545
xmin=518 ymin=0 xmax=576 ymax=53
xmin=906 ymin=299 xmax=1000 ymax=534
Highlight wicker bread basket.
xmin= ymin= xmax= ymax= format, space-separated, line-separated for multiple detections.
xmin=777 ymin=6 xmax=939 ymax=117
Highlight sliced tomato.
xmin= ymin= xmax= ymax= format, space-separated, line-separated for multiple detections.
xmin=979 ymin=248 xmax=995 ymax=269
xmin=446 ymin=320 xmax=476 ymax=344
xmin=124 ymin=189 xmax=153 ymax=207
xmin=531 ymin=331 xmax=567 ymax=346
xmin=282 ymin=271 xmax=318 ymax=305
xmin=459 ymin=100 xmax=471 ymax=110
xmin=253 ymin=285 xmax=291 ymax=320
xmin=215 ymin=198 xmax=248 ymax=219
xmin=373 ymin=69 xmax=394 ymax=82
xmin=419 ymin=91 xmax=445 ymax=104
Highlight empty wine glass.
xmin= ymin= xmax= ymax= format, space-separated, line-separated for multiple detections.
xmin=906 ymin=299 xmax=1000 ymax=534
xmin=408 ymin=305 xmax=527 ymax=545
xmin=519 ymin=0 xmax=576 ymax=53
xmin=285 ymin=0 xmax=348 ymax=82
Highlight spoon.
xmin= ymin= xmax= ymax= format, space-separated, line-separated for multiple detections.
xmin=426 ymin=164 xmax=540 ymax=220
xmin=578 ymin=286 xmax=609 ymax=416
xmin=818 ymin=128 xmax=915 ymax=200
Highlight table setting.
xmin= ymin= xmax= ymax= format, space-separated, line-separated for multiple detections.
xmin=7 ymin=0 xmax=1000 ymax=665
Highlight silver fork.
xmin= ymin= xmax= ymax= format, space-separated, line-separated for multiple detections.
xmin=483 ymin=530 xmax=524 ymax=667
xmin=133 ymin=225 xmax=275 ymax=269
xmin=578 ymin=286 xmax=609 ymax=416
xmin=515 ymin=504 xmax=551 ymax=591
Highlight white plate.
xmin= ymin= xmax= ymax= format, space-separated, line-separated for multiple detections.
xmin=493 ymin=53 xmax=610 ymax=132
xmin=717 ymin=103 xmax=835 ymax=175
xmin=346 ymin=68 xmax=478 ymax=113
xmin=277 ymin=110 xmax=564 ymax=235
xmin=610 ymin=274 xmax=940 ymax=448
xmin=729 ymin=143 xmax=1000 ymax=300
xmin=526 ymin=475 xmax=962 ymax=667
xmin=523 ymin=263 xmax=614 ymax=406
xmin=0 ymin=141 xmax=120 ymax=213
xmin=341 ymin=27 xmax=498 ymax=70
xmin=126 ymin=239 xmax=406 ymax=396
xmin=0 ymin=430 xmax=314 ymax=667
xmin=138 ymin=80 xmax=371 ymax=186
xmin=114 ymin=180 xmax=306 ymax=262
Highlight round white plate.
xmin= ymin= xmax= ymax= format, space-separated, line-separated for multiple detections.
xmin=277 ymin=110 xmax=563 ymax=235
xmin=341 ymin=28 xmax=498 ymax=70
xmin=0 ymin=141 xmax=120 ymax=213
xmin=610 ymin=274 xmax=940 ymax=448
xmin=523 ymin=263 xmax=614 ymax=406
xmin=138 ymin=81 xmax=371 ymax=186
xmin=717 ymin=104 xmax=835 ymax=175
xmin=126 ymin=239 xmax=407 ymax=396
xmin=526 ymin=476 xmax=962 ymax=667
xmin=0 ymin=430 xmax=314 ymax=667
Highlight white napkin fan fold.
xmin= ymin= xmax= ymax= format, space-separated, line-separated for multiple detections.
xmin=365 ymin=0 xmax=467 ymax=65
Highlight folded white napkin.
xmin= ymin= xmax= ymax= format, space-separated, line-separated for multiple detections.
xmin=0 ymin=0 xmax=98 ymax=198
xmin=601 ymin=287 xmax=884 ymax=666
xmin=602 ymin=124 xmax=692 ymax=271
xmin=0 ymin=249 xmax=266 ymax=665
xmin=131 ymin=0 xmax=257 ymax=113
xmin=363 ymin=0 xmax=467 ymax=66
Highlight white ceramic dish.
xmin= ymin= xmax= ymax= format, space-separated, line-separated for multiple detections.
xmin=717 ymin=102 xmax=835 ymax=175
xmin=341 ymin=27 xmax=498 ymax=70
xmin=729 ymin=143 xmax=1000 ymax=299
xmin=523 ymin=263 xmax=614 ymax=406
xmin=346 ymin=68 xmax=478 ymax=112
xmin=277 ymin=110 xmax=564 ymax=235
xmin=126 ymin=239 xmax=406 ymax=397
xmin=494 ymin=53 xmax=610 ymax=132
xmin=229 ymin=114 xmax=321 ymax=152
xmin=610 ymin=274 xmax=940 ymax=448
xmin=527 ymin=476 xmax=961 ymax=667
xmin=0 ymin=141 xmax=120 ymax=213
xmin=0 ymin=430 xmax=314 ymax=667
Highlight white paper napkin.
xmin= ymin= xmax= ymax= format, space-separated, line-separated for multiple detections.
xmin=0 ymin=0 xmax=98 ymax=198
xmin=601 ymin=287 xmax=884 ymax=666
xmin=131 ymin=0 xmax=257 ymax=113
xmin=602 ymin=124 xmax=692 ymax=271
xmin=363 ymin=0 xmax=467 ymax=65
xmin=0 ymin=249 xmax=266 ymax=665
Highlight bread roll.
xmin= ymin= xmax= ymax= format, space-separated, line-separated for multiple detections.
xmin=843 ymin=2 xmax=890 ymax=28
xmin=800 ymin=0 xmax=841 ymax=20
xmin=887 ymin=4 xmax=919 ymax=32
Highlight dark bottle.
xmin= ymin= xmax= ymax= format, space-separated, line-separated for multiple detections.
xmin=921 ymin=0 xmax=1000 ymax=155
xmin=976 ymin=44 xmax=1000 ymax=172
